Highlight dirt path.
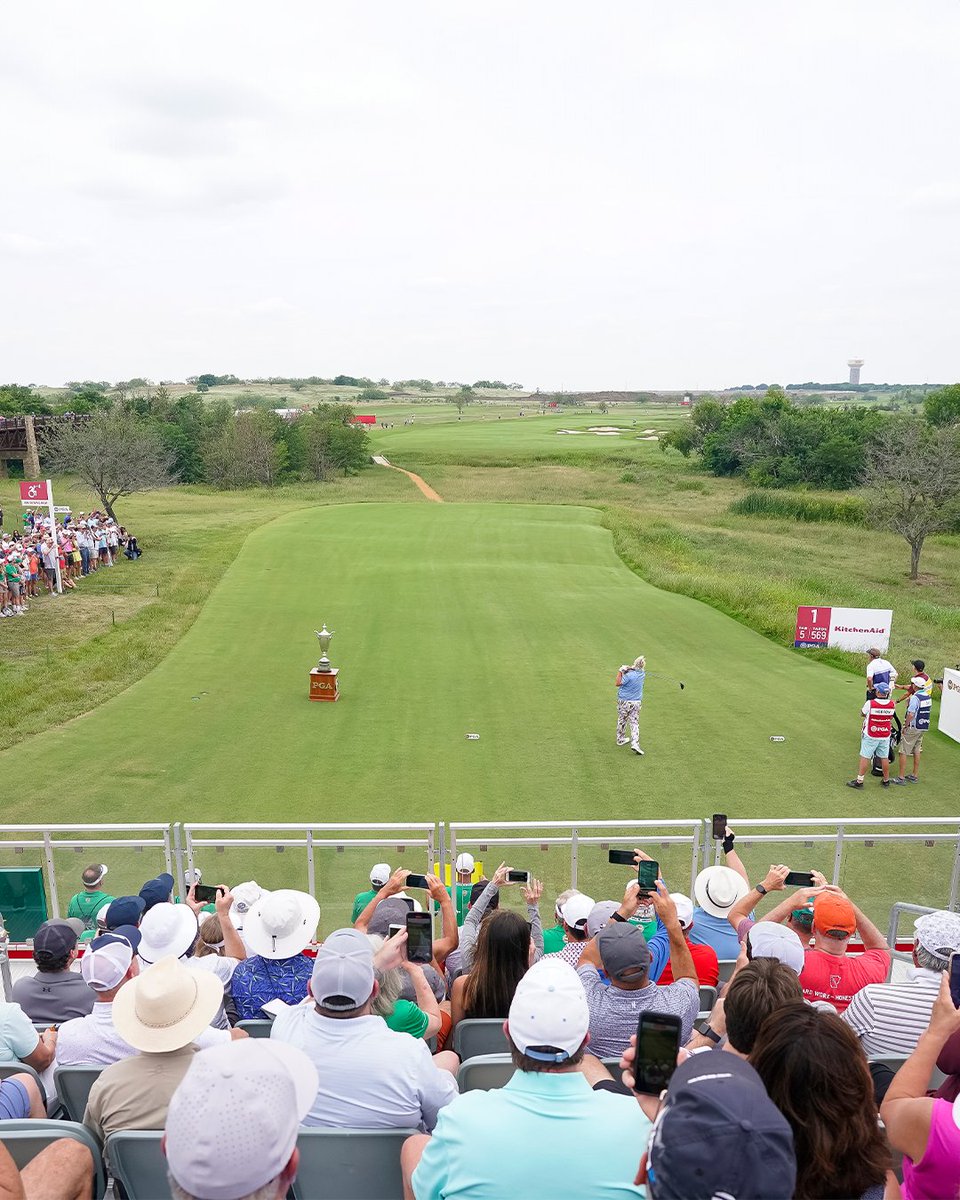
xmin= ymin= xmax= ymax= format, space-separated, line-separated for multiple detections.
xmin=372 ymin=455 xmax=443 ymax=502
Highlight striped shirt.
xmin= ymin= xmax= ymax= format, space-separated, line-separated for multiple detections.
xmin=842 ymin=967 xmax=942 ymax=1057
xmin=577 ymin=965 xmax=699 ymax=1057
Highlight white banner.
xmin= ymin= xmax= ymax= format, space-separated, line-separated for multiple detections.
xmin=826 ymin=607 xmax=893 ymax=653
xmin=939 ymin=668 xmax=960 ymax=745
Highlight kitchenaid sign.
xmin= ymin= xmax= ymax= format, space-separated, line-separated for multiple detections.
xmin=794 ymin=606 xmax=893 ymax=652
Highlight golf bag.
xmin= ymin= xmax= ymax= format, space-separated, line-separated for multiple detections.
xmin=872 ymin=711 xmax=902 ymax=777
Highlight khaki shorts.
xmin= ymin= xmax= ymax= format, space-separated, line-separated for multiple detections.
xmin=901 ymin=726 xmax=924 ymax=755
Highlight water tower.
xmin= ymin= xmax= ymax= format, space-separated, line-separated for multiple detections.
xmin=848 ymin=359 xmax=864 ymax=385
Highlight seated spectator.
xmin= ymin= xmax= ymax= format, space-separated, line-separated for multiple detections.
xmin=0 ymin=1073 xmax=45 ymax=1120
xmin=227 ymin=880 xmax=268 ymax=950
xmin=542 ymin=887 xmax=580 ymax=954
xmin=728 ymin=863 xmax=827 ymax=943
xmin=687 ymin=827 xmax=751 ymax=959
xmin=578 ymin=884 xmax=700 ymax=1056
xmin=103 ymin=895 xmax=146 ymax=932
xmin=723 ymin=958 xmax=803 ymax=1056
xmin=230 ymin=889 xmax=320 ymax=1020
xmin=449 ymin=852 xmax=477 ymax=925
xmin=752 ymin=1003 xmax=895 ymax=1200
xmin=844 ymin=909 xmax=960 ymax=1059
xmin=657 ymin=894 xmax=719 ymax=986
xmin=800 ymin=890 xmax=890 ymax=1012
xmin=83 ymin=956 xmax=224 ymax=1148
xmin=634 ymin=1051 xmax=796 ymax=1200
xmin=270 ymin=928 xmax=458 ymax=1129
xmin=450 ymin=907 xmax=536 ymax=1028
xmin=351 ymin=862 xmax=391 ymax=922
xmin=881 ymin=973 xmax=960 ymax=1200
xmin=541 ymin=890 xmax=594 ymax=969
xmin=11 ymin=919 xmax=95 ymax=1023
xmin=65 ymin=863 xmax=114 ymax=931
xmin=455 ymin=863 xmax=544 ymax=974
xmin=163 ymin=1039 xmax=318 ymax=1200
xmin=368 ymin=935 xmax=443 ymax=1040
xmin=0 ymin=1138 xmax=93 ymax=1200
xmin=0 ymin=999 xmax=56 ymax=1074
xmin=404 ymin=958 xmax=651 ymax=1200
xmin=139 ymin=872 xmax=176 ymax=912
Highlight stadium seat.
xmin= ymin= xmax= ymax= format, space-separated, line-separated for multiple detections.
xmin=0 ymin=1119 xmax=105 ymax=1200
xmin=452 ymin=1018 xmax=509 ymax=1060
xmin=105 ymin=1130 xmax=171 ymax=1200
xmin=457 ymin=1053 xmax=516 ymax=1091
xmin=55 ymin=1065 xmax=103 ymax=1123
xmin=698 ymin=984 xmax=717 ymax=1012
xmin=292 ymin=1128 xmax=419 ymax=1200
xmin=0 ymin=1061 xmax=48 ymax=1111
xmin=237 ymin=1019 xmax=274 ymax=1038
xmin=717 ymin=959 xmax=738 ymax=983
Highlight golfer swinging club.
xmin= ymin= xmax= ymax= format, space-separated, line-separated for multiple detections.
xmin=615 ymin=656 xmax=645 ymax=756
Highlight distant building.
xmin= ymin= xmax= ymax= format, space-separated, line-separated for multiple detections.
xmin=847 ymin=359 xmax=864 ymax=385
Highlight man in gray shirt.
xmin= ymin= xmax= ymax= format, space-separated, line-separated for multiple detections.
xmin=577 ymin=884 xmax=699 ymax=1057
xmin=12 ymin=919 xmax=95 ymax=1024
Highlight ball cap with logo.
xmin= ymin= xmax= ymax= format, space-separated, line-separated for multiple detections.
xmin=507 ymin=957 xmax=589 ymax=1062
xmin=311 ymin=928 xmax=375 ymax=1010
xmin=694 ymin=866 xmax=749 ymax=919
xmin=165 ymin=1039 xmax=319 ymax=1200
xmin=32 ymin=919 xmax=81 ymax=964
xmin=645 ymin=1052 xmax=796 ymax=1200
xmin=813 ymin=893 xmax=857 ymax=938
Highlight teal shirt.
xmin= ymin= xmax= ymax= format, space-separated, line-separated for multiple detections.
xmin=412 ymin=1070 xmax=649 ymax=1200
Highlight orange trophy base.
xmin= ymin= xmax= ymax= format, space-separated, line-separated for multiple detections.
xmin=309 ymin=667 xmax=339 ymax=702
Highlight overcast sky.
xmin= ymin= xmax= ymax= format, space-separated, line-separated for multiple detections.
xmin=1 ymin=2 xmax=958 ymax=390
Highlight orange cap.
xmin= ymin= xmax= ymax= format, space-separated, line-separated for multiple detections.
xmin=813 ymin=893 xmax=856 ymax=937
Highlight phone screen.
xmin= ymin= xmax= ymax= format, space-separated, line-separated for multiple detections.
xmin=406 ymin=912 xmax=433 ymax=964
xmin=608 ymin=850 xmax=636 ymax=866
xmin=402 ymin=898 xmax=415 ymax=912
xmin=784 ymin=871 xmax=815 ymax=888
xmin=950 ymin=954 xmax=960 ymax=1009
xmin=637 ymin=860 xmax=659 ymax=892
xmin=388 ymin=923 xmax=404 ymax=939
xmin=405 ymin=874 xmax=429 ymax=889
xmin=193 ymin=883 xmax=224 ymax=905
xmin=634 ymin=1012 xmax=682 ymax=1094
xmin=712 ymin=814 xmax=727 ymax=841
xmin=507 ymin=870 xmax=530 ymax=883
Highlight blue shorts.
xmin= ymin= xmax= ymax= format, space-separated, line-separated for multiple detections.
xmin=0 ymin=1077 xmax=31 ymax=1120
xmin=860 ymin=734 xmax=891 ymax=760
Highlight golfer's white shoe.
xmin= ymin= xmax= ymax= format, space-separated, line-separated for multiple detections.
xmin=633 ymin=747 xmax=644 ymax=756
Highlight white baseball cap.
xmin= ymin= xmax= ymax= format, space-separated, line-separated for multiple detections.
xmin=81 ymin=938 xmax=135 ymax=992
xmin=370 ymin=863 xmax=391 ymax=886
xmin=669 ymin=892 xmax=695 ymax=931
xmin=508 ymin=958 xmax=589 ymax=1062
xmin=560 ymin=893 xmax=595 ymax=931
xmin=587 ymin=900 xmax=620 ymax=938
xmin=137 ymin=904 xmax=200 ymax=964
xmin=165 ymin=1039 xmax=319 ymax=1200
xmin=747 ymin=922 xmax=806 ymax=975
xmin=455 ymin=853 xmax=475 ymax=873
xmin=694 ymin=866 xmax=749 ymax=919
xmin=311 ymin=928 xmax=376 ymax=1010
xmin=229 ymin=881 xmax=266 ymax=929
xmin=242 ymin=890 xmax=320 ymax=960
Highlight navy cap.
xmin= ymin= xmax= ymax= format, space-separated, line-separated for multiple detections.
xmin=646 ymin=1052 xmax=795 ymax=1200
xmin=139 ymin=873 xmax=175 ymax=911
xmin=91 ymin=926 xmax=142 ymax=953
xmin=33 ymin=919 xmax=79 ymax=962
xmin=105 ymin=896 xmax=146 ymax=929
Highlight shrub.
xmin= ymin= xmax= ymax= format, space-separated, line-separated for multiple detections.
xmin=729 ymin=491 xmax=865 ymax=525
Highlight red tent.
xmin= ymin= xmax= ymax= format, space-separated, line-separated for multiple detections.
xmin=351 ymin=415 xmax=376 ymax=425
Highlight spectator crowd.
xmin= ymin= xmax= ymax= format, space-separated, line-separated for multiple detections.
xmin=1 ymin=833 xmax=960 ymax=1200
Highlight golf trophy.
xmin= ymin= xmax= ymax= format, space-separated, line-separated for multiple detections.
xmin=309 ymin=624 xmax=339 ymax=702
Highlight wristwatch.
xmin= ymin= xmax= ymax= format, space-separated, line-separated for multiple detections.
xmin=697 ymin=1022 xmax=721 ymax=1044
xmin=754 ymin=882 xmax=768 ymax=896
xmin=610 ymin=912 xmax=628 ymax=923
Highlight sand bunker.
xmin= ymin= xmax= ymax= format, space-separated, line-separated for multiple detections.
xmin=557 ymin=426 xmax=626 ymax=436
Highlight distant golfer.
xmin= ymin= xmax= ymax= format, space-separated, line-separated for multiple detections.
xmin=847 ymin=681 xmax=896 ymax=789
xmin=615 ymin=656 xmax=645 ymax=756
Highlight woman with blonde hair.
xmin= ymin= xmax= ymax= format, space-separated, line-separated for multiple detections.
xmin=615 ymin=655 xmax=646 ymax=755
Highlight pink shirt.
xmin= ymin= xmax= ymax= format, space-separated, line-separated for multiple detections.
xmin=902 ymin=1098 xmax=960 ymax=1200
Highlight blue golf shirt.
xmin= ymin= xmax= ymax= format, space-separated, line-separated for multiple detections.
xmin=618 ymin=668 xmax=645 ymax=702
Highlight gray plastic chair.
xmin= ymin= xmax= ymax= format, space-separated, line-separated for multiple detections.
xmin=452 ymin=1018 xmax=509 ymax=1060
xmin=0 ymin=1119 xmax=105 ymax=1200
xmin=55 ymin=1064 xmax=103 ymax=1122
xmin=457 ymin=1053 xmax=516 ymax=1091
xmin=698 ymin=984 xmax=718 ymax=1013
xmin=292 ymin=1128 xmax=419 ymax=1200
xmin=237 ymin=1019 xmax=274 ymax=1038
xmin=105 ymin=1130 xmax=171 ymax=1200
xmin=717 ymin=959 xmax=738 ymax=984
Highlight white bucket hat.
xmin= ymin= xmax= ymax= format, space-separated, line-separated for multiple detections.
xmin=138 ymin=904 xmax=200 ymax=965
xmin=694 ymin=866 xmax=749 ymax=919
xmin=113 ymin=956 xmax=223 ymax=1053
xmin=243 ymin=890 xmax=320 ymax=960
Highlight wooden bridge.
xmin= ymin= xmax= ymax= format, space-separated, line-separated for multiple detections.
xmin=0 ymin=414 xmax=90 ymax=477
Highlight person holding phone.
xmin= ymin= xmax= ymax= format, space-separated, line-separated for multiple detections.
xmin=459 ymin=863 xmax=545 ymax=973
xmin=614 ymin=656 xmax=646 ymax=756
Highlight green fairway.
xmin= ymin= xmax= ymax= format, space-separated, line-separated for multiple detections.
xmin=2 ymin=501 xmax=958 ymax=926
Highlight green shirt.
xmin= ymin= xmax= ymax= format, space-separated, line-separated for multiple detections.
xmin=65 ymin=891 xmax=114 ymax=929
xmin=446 ymin=883 xmax=474 ymax=926
xmin=384 ymin=998 xmax=429 ymax=1039
xmin=352 ymin=889 xmax=378 ymax=922
xmin=542 ymin=923 xmax=566 ymax=955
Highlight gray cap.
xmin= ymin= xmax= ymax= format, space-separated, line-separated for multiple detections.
xmin=399 ymin=963 xmax=447 ymax=1003
xmin=587 ymin=901 xmax=620 ymax=938
xmin=597 ymin=921 xmax=651 ymax=983
xmin=368 ymin=897 xmax=411 ymax=937
xmin=311 ymin=929 xmax=376 ymax=1011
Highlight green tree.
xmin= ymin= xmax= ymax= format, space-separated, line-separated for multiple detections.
xmin=204 ymin=411 xmax=287 ymax=488
xmin=454 ymin=386 xmax=475 ymax=414
xmin=923 ymin=383 xmax=960 ymax=428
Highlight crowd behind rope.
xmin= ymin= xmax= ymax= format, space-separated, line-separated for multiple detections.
xmin=2 ymin=837 xmax=960 ymax=1200
xmin=0 ymin=510 xmax=140 ymax=619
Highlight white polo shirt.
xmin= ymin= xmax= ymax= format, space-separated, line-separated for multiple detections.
xmin=270 ymin=1007 xmax=457 ymax=1131
xmin=55 ymin=1001 xmax=229 ymax=1067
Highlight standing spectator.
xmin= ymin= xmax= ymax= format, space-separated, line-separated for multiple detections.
xmin=615 ymin=656 xmax=646 ymax=755
xmin=577 ymin=884 xmax=700 ymax=1055
xmin=11 ymin=919 xmax=95 ymax=1023
xmin=66 ymin=863 xmax=114 ymax=931
xmin=403 ymin=958 xmax=650 ymax=1200
xmin=230 ymin=890 xmax=320 ymax=1020
xmin=542 ymin=888 xmax=580 ymax=954
xmin=848 ymin=681 xmax=897 ymax=788
xmin=657 ymin=894 xmax=719 ymax=987
xmin=351 ymin=863 xmax=391 ymax=922
xmin=893 ymin=679 xmax=933 ymax=785
xmin=799 ymin=890 xmax=890 ymax=1012
xmin=139 ymin=872 xmax=175 ymax=912
xmin=866 ymin=647 xmax=898 ymax=698
xmin=449 ymin=853 xmax=477 ymax=925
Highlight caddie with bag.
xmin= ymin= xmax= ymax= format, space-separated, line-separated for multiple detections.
xmin=892 ymin=680 xmax=933 ymax=785
xmin=847 ymin=683 xmax=896 ymax=789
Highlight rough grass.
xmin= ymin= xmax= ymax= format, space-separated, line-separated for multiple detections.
xmin=730 ymin=490 xmax=866 ymax=525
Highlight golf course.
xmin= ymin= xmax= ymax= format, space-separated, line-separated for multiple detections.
xmin=3 ymin=404 xmax=959 ymax=928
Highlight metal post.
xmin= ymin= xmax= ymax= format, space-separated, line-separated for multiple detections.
xmin=571 ymin=828 xmax=579 ymax=890
xmin=949 ymin=826 xmax=960 ymax=912
xmin=833 ymin=825 xmax=845 ymax=886
xmin=690 ymin=826 xmax=702 ymax=898
xmin=46 ymin=480 xmax=62 ymax=595
xmin=172 ymin=824 xmax=183 ymax=900
xmin=42 ymin=831 xmax=60 ymax=918
xmin=163 ymin=827 xmax=173 ymax=879
xmin=0 ymin=917 xmax=12 ymax=1002
xmin=306 ymin=829 xmax=316 ymax=899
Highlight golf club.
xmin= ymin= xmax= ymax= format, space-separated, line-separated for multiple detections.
xmin=645 ymin=670 xmax=685 ymax=690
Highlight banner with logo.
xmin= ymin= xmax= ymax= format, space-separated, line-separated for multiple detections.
xmin=939 ymin=668 xmax=960 ymax=745
xmin=19 ymin=480 xmax=49 ymax=503
xmin=794 ymin=606 xmax=893 ymax=652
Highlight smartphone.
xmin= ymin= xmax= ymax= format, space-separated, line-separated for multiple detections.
xmin=388 ymin=923 xmax=404 ymax=939
xmin=507 ymin=870 xmax=530 ymax=883
xmin=404 ymin=874 xmax=429 ymax=889
xmin=784 ymin=871 xmax=815 ymax=888
xmin=406 ymin=912 xmax=433 ymax=964
xmin=608 ymin=850 xmax=637 ymax=866
xmin=637 ymin=860 xmax=659 ymax=893
xmin=193 ymin=883 xmax=225 ymax=905
xmin=401 ymin=898 xmax=416 ymax=912
xmin=712 ymin=814 xmax=728 ymax=841
xmin=950 ymin=953 xmax=960 ymax=1009
xmin=633 ymin=1012 xmax=682 ymax=1095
